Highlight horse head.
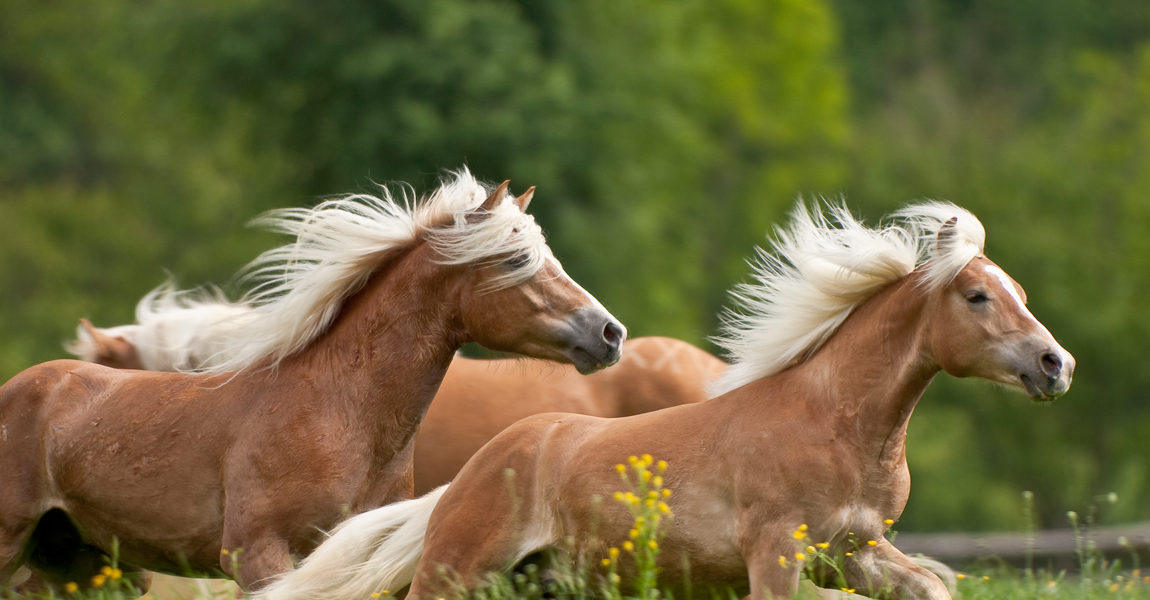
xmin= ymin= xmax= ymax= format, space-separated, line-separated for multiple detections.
xmin=449 ymin=181 xmax=625 ymax=374
xmin=927 ymin=220 xmax=1074 ymax=400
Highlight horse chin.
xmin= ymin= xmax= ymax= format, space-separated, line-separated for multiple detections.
xmin=568 ymin=347 xmax=616 ymax=375
xmin=1019 ymin=374 xmax=1060 ymax=403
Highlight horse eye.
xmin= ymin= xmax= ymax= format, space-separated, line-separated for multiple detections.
xmin=965 ymin=290 xmax=989 ymax=304
xmin=504 ymin=253 xmax=530 ymax=269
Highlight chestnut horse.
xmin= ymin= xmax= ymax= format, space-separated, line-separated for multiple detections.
xmin=254 ymin=201 xmax=1074 ymax=600
xmin=0 ymin=170 xmax=625 ymax=593
xmin=71 ymin=318 xmax=725 ymax=494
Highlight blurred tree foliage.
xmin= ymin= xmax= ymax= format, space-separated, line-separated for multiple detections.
xmin=0 ymin=0 xmax=1147 ymax=532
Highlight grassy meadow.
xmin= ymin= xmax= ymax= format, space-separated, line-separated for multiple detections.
xmin=5 ymin=457 xmax=1149 ymax=600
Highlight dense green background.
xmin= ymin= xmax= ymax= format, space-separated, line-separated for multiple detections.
xmin=1 ymin=0 xmax=1147 ymax=533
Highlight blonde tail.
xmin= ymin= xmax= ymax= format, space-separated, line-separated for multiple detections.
xmin=253 ymin=485 xmax=449 ymax=600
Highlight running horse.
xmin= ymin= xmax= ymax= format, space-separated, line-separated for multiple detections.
xmin=71 ymin=313 xmax=724 ymax=494
xmin=0 ymin=170 xmax=625 ymax=593
xmin=255 ymin=201 xmax=1074 ymax=600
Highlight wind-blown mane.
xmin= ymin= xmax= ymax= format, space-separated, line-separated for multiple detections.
xmin=711 ymin=200 xmax=985 ymax=395
xmin=66 ymin=284 xmax=253 ymax=371
xmin=130 ymin=169 xmax=548 ymax=374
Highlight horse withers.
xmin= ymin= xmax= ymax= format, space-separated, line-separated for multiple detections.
xmin=0 ymin=170 xmax=625 ymax=593
xmin=254 ymin=201 xmax=1073 ymax=600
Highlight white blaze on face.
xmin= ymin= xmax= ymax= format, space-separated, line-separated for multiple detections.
xmin=982 ymin=264 xmax=1044 ymax=329
xmin=546 ymin=255 xmax=612 ymax=315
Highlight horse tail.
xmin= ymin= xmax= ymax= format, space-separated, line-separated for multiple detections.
xmin=253 ymin=485 xmax=449 ymax=600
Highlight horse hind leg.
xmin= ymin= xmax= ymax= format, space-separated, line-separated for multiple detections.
xmin=0 ymin=501 xmax=39 ymax=587
xmin=409 ymin=471 xmax=548 ymax=598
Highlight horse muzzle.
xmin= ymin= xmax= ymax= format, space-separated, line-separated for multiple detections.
xmin=1020 ymin=346 xmax=1075 ymax=402
xmin=565 ymin=308 xmax=627 ymax=374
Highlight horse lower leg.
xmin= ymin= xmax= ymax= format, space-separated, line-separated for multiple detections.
xmin=221 ymin=535 xmax=293 ymax=591
xmin=840 ymin=539 xmax=950 ymax=600
xmin=0 ymin=516 xmax=37 ymax=585
xmin=744 ymin=543 xmax=802 ymax=600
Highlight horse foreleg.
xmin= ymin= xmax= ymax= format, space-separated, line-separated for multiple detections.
xmin=219 ymin=532 xmax=293 ymax=592
xmin=839 ymin=539 xmax=950 ymax=600
xmin=744 ymin=541 xmax=802 ymax=600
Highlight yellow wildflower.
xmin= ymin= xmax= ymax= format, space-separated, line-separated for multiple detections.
xmin=778 ymin=555 xmax=788 ymax=567
xmin=658 ymin=501 xmax=671 ymax=514
xmin=623 ymin=541 xmax=634 ymax=552
xmin=628 ymin=455 xmax=639 ymax=465
xmin=657 ymin=460 xmax=668 ymax=472
xmin=982 ymin=575 xmax=990 ymax=581
xmin=613 ymin=491 xmax=624 ymax=501
xmin=794 ymin=553 xmax=806 ymax=562
xmin=609 ymin=547 xmax=620 ymax=559
xmin=653 ymin=475 xmax=664 ymax=489
xmin=91 ymin=574 xmax=107 ymax=588
xmin=845 ymin=552 xmax=854 ymax=557
xmin=1109 ymin=583 xmax=1120 ymax=592
xmin=957 ymin=573 xmax=966 ymax=580
xmin=840 ymin=588 xmax=856 ymax=594
xmin=648 ymin=540 xmax=658 ymax=550
xmin=816 ymin=542 xmax=830 ymax=550
xmin=615 ymin=464 xmax=626 ymax=474
xmin=64 ymin=582 xmax=78 ymax=594
xmin=221 ymin=548 xmax=230 ymax=556
xmin=601 ymin=558 xmax=611 ymax=567
xmin=629 ymin=528 xmax=640 ymax=539
xmin=662 ymin=489 xmax=672 ymax=498
xmin=866 ymin=540 xmax=878 ymax=547
xmin=641 ymin=454 xmax=653 ymax=465
xmin=372 ymin=594 xmax=381 ymax=599
xmin=883 ymin=518 xmax=895 ymax=526
xmin=806 ymin=545 xmax=816 ymax=554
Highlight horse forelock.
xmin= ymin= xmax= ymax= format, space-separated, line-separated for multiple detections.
xmin=425 ymin=182 xmax=549 ymax=292
xmin=711 ymin=199 xmax=986 ymax=395
xmin=151 ymin=168 xmax=545 ymax=374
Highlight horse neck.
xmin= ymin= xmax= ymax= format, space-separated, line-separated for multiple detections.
xmin=276 ymin=243 xmax=465 ymax=452
xmin=785 ymin=274 xmax=940 ymax=465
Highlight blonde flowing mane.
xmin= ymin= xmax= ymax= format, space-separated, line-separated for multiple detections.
xmin=133 ymin=169 xmax=548 ymax=374
xmin=711 ymin=200 xmax=985 ymax=395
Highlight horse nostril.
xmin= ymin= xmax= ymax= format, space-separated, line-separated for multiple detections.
xmin=1040 ymin=352 xmax=1063 ymax=378
xmin=602 ymin=321 xmax=624 ymax=347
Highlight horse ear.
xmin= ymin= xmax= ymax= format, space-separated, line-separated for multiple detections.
xmin=81 ymin=318 xmax=109 ymax=346
xmin=480 ymin=180 xmax=511 ymax=211
xmin=79 ymin=319 xmax=139 ymax=367
xmin=935 ymin=216 xmax=959 ymax=251
xmin=514 ymin=186 xmax=535 ymax=212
